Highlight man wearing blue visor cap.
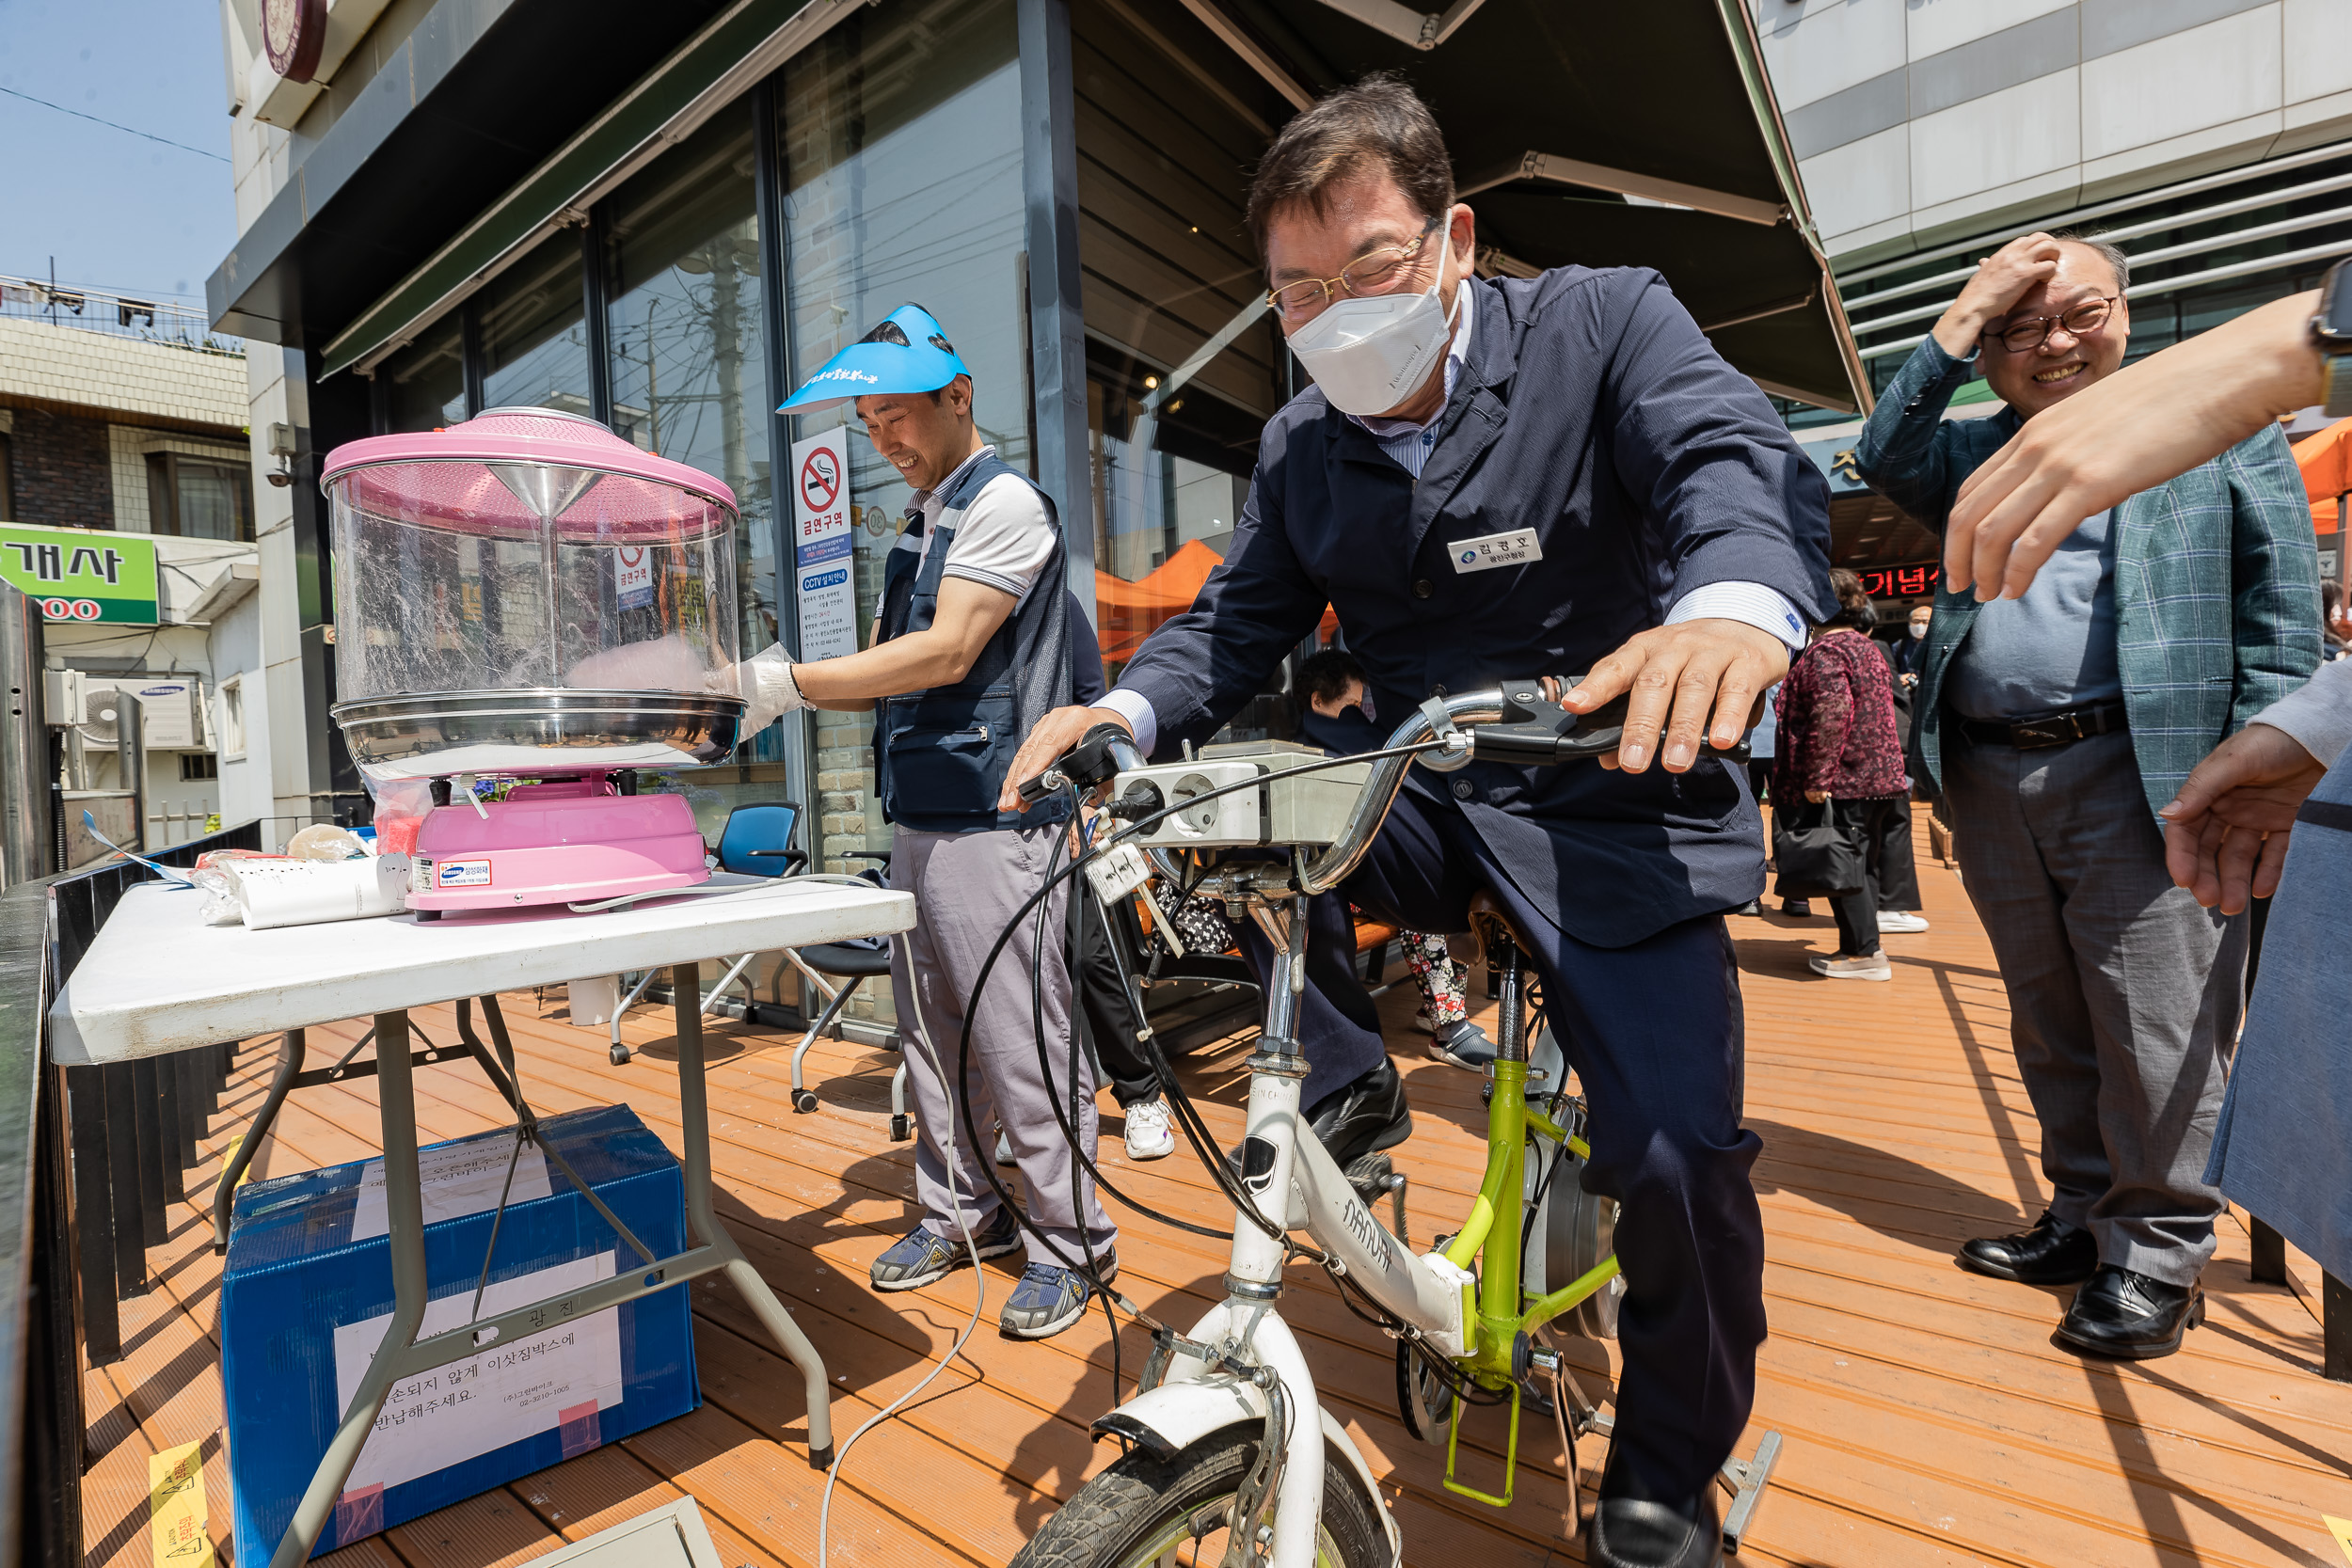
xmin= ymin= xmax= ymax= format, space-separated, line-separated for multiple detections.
xmin=729 ymin=302 xmax=1116 ymax=1340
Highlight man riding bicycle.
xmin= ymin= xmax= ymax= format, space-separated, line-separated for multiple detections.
xmin=1003 ymin=77 xmax=1832 ymax=1568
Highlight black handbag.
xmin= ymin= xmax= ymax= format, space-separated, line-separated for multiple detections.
xmin=1772 ymin=800 xmax=1866 ymax=899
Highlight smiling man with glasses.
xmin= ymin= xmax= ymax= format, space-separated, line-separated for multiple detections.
xmin=1854 ymin=230 xmax=2319 ymax=1362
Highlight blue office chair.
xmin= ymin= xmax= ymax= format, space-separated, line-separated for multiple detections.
xmin=717 ymin=800 xmax=807 ymax=878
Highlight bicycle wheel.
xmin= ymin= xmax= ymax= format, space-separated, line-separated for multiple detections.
xmin=1011 ymin=1427 xmax=1390 ymax=1568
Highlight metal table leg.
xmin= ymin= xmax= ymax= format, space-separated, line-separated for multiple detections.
xmin=265 ymin=974 xmax=840 ymax=1565
xmin=671 ymin=960 xmax=836 ymax=1465
xmin=269 ymin=1010 xmax=428 ymax=1568
xmin=215 ymin=1029 xmax=307 ymax=1254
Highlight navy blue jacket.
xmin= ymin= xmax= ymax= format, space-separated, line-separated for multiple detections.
xmin=1114 ymin=268 xmax=1836 ymax=946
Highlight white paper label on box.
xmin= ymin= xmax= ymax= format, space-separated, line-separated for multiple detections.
xmin=434 ymin=858 xmax=493 ymax=889
xmin=349 ymin=1136 xmax=552 ymax=1243
xmin=332 ymin=1251 xmax=623 ymax=1494
xmin=790 ymin=430 xmax=858 ymax=662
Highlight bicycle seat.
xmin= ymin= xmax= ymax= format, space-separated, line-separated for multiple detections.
xmin=1465 ymin=890 xmax=1533 ymax=962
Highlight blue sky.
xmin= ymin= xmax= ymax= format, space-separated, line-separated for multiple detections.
xmin=0 ymin=0 xmax=238 ymax=305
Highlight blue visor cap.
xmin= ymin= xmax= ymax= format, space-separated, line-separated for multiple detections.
xmin=778 ymin=304 xmax=974 ymax=412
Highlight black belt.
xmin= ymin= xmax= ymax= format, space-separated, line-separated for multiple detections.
xmin=1956 ymin=699 xmax=2128 ymax=751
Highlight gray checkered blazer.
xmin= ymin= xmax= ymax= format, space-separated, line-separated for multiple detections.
xmin=1857 ymin=339 xmax=2321 ymax=816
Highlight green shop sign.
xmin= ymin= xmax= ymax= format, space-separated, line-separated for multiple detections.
xmin=0 ymin=523 xmax=158 ymax=624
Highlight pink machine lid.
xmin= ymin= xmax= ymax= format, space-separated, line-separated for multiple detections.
xmin=318 ymin=406 xmax=739 ymax=544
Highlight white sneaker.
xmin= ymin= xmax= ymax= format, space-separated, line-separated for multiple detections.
xmin=1877 ymin=911 xmax=1930 ymax=933
xmin=1808 ymin=952 xmax=1892 ymax=981
xmin=1122 ymin=1097 xmax=1176 ymax=1161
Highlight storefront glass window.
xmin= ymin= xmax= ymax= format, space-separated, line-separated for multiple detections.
xmin=780 ymin=0 xmax=1026 ymax=883
xmin=1073 ymin=1 xmax=1297 ymax=731
xmin=479 ymin=233 xmax=594 ymax=416
xmin=381 ymin=315 xmax=466 ymax=433
xmin=605 ymin=103 xmax=781 ymax=759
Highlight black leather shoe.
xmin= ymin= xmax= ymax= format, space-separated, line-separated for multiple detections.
xmin=1225 ymin=1058 xmax=1412 ymax=1175
xmin=1307 ymin=1056 xmax=1412 ymax=1166
xmin=2055 ymin=1265 xmax=2203 ymax=1360
xmin=1589 ymin=1444 xmax=1723 ymax=1568
xmin=1957 ymin=1211 xmax=2097 ymax=1285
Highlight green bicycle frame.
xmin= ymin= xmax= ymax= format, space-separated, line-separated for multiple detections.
xmin=1431 ymin=987 xmax=1618 ymax=1507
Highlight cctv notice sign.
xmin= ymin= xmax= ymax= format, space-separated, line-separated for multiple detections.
xmin=790 ymin=430 xmax=857 ymax=661
xmin=0 ymin=522 xmax=159 ymax=624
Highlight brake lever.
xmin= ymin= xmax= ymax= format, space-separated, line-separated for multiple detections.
xmin=1017 ymin=721 xmax=1135 ymax=804
xmin=1473 ymin=678 xmax=1751 ymax=767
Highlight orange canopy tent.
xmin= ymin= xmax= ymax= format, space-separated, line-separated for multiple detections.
xmin=1094 ymin=537 xmax=1339 ymax=665
xmin=2297 ymin=415 xmax=2352 ymax=541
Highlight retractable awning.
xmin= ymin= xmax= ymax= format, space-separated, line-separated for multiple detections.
xmin=1192 ymin=0 xmax=1871 ymax=413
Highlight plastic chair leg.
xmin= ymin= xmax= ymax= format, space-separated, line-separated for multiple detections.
xmin=889 ymin=1061 xmax=910 ymax=1142
xmin=608 ymin=968 xmax=660 ymax=1063
xmin=789 ymin=976 xmax=863 ymax=1114
xmin=701 ymin=952 xmax=760 ymax=1016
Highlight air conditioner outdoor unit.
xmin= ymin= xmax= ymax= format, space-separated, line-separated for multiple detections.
xmin=76 ymin=678 xmax=206 ymax=750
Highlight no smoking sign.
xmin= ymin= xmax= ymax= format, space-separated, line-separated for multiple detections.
xmin=801 ymin=450 xmax=840 ymax=513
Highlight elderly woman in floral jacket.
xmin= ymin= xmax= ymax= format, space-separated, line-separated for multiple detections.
xmin=1774 ymin=568 xmax=1908 ymax=980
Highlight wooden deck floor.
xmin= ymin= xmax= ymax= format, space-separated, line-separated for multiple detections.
xmin=82 ymin=840 xmax=2352 ymax=1567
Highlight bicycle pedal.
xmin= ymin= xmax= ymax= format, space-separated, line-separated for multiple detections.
xmin=1343 ymin=1153 xmax=1393 ymax=1203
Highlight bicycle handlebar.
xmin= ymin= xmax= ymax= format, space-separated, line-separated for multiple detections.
xmin=1302 ymin=678 xmax=1749 ymax=895
xmin=1020 ymin=679 xmax=1752 ymax=899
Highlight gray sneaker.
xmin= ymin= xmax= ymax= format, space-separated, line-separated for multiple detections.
xmin=869 ymin=1211 xmax=1022 ymax=1292
xmin=999 ymin=1251 xmax=1117 ymax=1339
xmin=1428 ymin=1019 xmax=1498 ymax=1071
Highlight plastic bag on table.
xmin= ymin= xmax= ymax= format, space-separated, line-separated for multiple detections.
xmin=285 ymin=824 xmax=367 ymax=862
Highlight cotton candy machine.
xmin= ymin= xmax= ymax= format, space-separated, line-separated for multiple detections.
xmin=323 ymin=407 xmax=746 ymax=914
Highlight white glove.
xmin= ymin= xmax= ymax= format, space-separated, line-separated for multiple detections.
xmin=723 ymin=644 xmax=812 ymax=732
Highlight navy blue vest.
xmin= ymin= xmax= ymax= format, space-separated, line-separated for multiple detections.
xmin=874 ymin=452 xmax=1073 ymax=833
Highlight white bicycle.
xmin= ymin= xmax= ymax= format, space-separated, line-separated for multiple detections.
xmin=1006 ymin=681 xmax=1781 ymax=1568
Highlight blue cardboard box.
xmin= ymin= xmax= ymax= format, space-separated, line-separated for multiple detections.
xmin=222 ymin=1103 xmax=700 ymax=1560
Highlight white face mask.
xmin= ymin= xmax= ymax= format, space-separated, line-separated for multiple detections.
xmin=1908 ymin=622 xmax=1929 ymax=639
xmin=1285 ymin=268 xmax=1456 ymax=418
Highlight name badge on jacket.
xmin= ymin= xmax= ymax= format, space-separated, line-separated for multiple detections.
xmin=1448 ymin=528 xmax=1543 ymax=574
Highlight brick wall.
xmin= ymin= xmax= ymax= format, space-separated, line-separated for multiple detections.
xmin=7 ymin=405 xmax=115 ymax=531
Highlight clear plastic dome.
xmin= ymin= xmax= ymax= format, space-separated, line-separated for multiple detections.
xmin=328 ymin=407 xmax=739 ymax=698
xmin=323 ymin=407 xmax=746 ymax=780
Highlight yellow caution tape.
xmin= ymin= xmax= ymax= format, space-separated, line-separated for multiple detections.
xmin=2325 ymin=1514 xmax=2352 ymax=1564
xmin=149 ymin=1440 xmax=212 ymax=1565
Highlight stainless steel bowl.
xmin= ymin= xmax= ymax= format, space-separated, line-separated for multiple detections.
xmin=332 ymin=688 xmax=746 ymax=780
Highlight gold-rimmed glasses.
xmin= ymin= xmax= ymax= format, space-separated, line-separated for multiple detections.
xmin=1265 ymin=214 xmax=1443 ymax=323
xmin=1984 ymin=295 xmax=2119 ymax=353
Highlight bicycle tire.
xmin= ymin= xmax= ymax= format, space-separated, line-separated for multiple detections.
xmin=1010 ymin=1427 xmax=1390 ymax=1568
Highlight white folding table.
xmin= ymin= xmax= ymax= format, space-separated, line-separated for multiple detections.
xmin=50 ymin=874 xmax=914 ymax=1568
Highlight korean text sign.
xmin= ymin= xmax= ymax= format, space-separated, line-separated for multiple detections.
xmin=790 ymin=430 xmax=858 ymax=661
xmin=0 ymin=522 xmax=158 ymax=624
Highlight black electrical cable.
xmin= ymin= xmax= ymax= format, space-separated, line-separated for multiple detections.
xmin=1084 ymin=824 xmax=1316 ymax=1257
xmin=1032 ymin=805 xmax=1120 ymax=1401
xmin=936 ymin=738 xmax=1453 ymax=1361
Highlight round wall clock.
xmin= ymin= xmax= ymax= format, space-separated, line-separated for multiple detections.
xmin=263 ymin=0 xmax=327 ymax=83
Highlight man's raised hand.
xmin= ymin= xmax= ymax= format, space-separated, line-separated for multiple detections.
xmin=1929 ymin=232 xmax=2062 ymax=358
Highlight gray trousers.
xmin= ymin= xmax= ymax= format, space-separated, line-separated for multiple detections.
xmin=889 ymin=825 xmax=1115 ymax=1268
xmin=1943 ymin=728 xmax=2244 ymax=1284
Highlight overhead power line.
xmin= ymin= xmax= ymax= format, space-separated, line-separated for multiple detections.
xmin=0 ymin=85 xmax=229 ymax=163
